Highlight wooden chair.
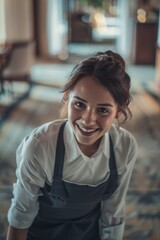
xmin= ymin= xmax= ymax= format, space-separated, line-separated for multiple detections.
xmin=0 ymin=40 xmax=35 ymax=95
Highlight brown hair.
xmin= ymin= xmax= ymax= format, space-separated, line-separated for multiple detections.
xmin=61 ymin=50 xmax=132 ymax=125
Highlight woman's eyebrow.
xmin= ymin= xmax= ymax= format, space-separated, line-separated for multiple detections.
xmin=97 ymin=103 xmax=113 ymax=107
xmin=73 ymin=96 xmax=113 ymax=107
xmin=73 ymin=96 xmax=87 ymax=102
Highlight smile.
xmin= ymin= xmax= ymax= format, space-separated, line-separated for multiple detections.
xmin=76 ymin=124 xmax=99 ymax=136
xmin=80 ymin=127 xmax=95 ymax=133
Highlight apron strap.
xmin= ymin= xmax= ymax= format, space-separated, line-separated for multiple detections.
xmin=53 ymin=121 xmax=67 ymax=180
xmin=106 ymin=135 xmax=118 ymax=193
xmin=109 ymin=134 xmax=117 ymax=170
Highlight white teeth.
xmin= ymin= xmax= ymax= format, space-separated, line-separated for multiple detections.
xmin=80 ymin=127 xmax=95 ymax=133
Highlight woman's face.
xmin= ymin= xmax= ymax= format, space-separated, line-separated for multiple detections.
xmin=65 ymin=76 xmax=119 ymax=154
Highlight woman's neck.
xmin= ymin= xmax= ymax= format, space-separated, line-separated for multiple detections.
xmin=77 ymin=139 xmax=102 ymax=157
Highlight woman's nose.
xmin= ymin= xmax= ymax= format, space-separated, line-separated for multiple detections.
xmin=82 ymin=110 xmax=96 ymax=126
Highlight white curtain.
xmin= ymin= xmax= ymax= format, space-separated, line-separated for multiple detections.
xmin=47 ymin=0 xmax=68 ymax=59
xmin=116 ymin=0 xmax=136 ymax=60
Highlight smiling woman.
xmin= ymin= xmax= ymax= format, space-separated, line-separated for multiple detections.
xmin=6 ymin=50 xmax=137 ymax=240
xmin=61 ymin=50 xmax=132 ymax=123
xmin=64 ymin=76 xmax=119 ymax=156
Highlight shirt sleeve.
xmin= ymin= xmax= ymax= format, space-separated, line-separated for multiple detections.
xmin=7 ymin=135 xmax=47 ymax=228
xmin=99 ymin=134 xmax=137 ymax=240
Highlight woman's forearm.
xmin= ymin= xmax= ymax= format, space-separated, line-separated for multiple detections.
xmin=6 ymin=225 xmax=28 ymax=240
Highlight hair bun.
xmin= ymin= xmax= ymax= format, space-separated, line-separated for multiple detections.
xmin=94 ymin=50 xmax=125 ymax=70
xmin=105 ymin=50 xmax=125 ymax=70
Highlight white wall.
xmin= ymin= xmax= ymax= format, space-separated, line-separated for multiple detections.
xmin=157 ymin=6 xmax=160 ymax=46
xmin=0 ymin=0 xmax=33 ymax=43
xmin=0 ymin=0 xmax=6 ymax=43
xmin=37 ymin=0 xmax=68 ymax=59
xmin=116 ymin=0 xmax=137 ymax=60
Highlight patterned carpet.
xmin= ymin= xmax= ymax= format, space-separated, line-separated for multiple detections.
xmin=0 ymin=84 xmax=160 ymax=240
xmin=123 ymin=92 xmax=160 ymax=240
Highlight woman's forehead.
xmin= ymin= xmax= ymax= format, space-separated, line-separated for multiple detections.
xmin=69 ymin=76 xmax=117 ymax=105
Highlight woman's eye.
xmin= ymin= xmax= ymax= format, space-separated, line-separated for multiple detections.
xmin=97 ymin=108 xmax=110 ymax=114
xmin=74 ymin=102 xmax=86 ymax=109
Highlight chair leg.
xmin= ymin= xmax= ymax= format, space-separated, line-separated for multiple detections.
xmin=0 ymin=72 xmax=5 ymax=94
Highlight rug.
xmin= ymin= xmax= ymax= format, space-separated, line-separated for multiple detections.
xmin=0 ymin=85 xmax=160 ymax=240
xmin=123 ymin=92 xmax=160 ymax=240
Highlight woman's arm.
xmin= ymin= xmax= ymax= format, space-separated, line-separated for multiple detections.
xmin=7 ymin=136 xmax=46 ymax=233
xmin=6 ymin=225 xmax=28 ymax=240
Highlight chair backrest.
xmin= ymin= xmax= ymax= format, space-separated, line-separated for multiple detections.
xmin=3 ymin=41 xmax=35 ymax=77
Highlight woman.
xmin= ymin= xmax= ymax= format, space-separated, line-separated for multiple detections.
xmin=7 ymin=50 xmax=137 ymax=240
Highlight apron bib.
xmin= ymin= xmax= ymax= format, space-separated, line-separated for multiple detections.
xmin=27 ymin=122 xmax=118 ymax=240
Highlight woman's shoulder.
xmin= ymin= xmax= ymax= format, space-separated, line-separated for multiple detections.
xmin=16 ymin=119 xmax=67 ymax=183
xmin=110 ymin=124 xmax=137 ymax=150
xmin=18 ymin=119 xmax=67 ymax=154
xmin=109 ymin=124 xmax=137 ymax=171
xmin=30 ymin=119 xmax=66 ymax=140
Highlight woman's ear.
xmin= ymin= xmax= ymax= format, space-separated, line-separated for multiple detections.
xmin=62 ymin=92 xmax=69 ymax=104
xmin=115 ymin=110 xmax=121 ymax=119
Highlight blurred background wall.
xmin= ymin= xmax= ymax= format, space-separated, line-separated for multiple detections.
xmin=0 ymin=0 xmax=160 ymax=90
xmin=0 ymin=0 xmax=33 ymax=43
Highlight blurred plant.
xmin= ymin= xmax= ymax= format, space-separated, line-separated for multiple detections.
xmin=87 ymin=0 xmax=105 ymax=8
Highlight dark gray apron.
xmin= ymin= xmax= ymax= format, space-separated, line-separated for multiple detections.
xmin=27 ymin=122 xmax=118 ymax=240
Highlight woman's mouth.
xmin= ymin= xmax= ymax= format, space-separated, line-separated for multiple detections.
xmin=76 ymin=124 xmax=99 ymax=136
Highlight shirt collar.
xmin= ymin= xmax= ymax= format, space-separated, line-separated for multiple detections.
xmin=64 ymin=121 xmax=110 ymax=161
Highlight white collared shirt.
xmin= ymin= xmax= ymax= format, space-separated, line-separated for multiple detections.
xmin=8 ymin=119 xmax=137 ymax=240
